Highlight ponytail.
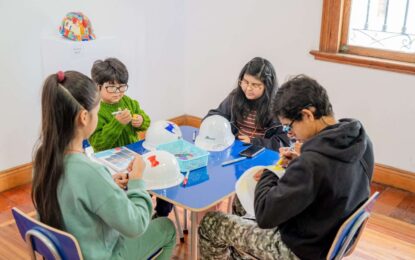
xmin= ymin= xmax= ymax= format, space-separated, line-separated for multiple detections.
xmin=32 ymin=71 xmax=98 ymax=229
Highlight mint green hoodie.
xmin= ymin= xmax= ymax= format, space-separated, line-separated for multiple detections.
xmin=90 ymin=95 xmax=151 ymax=152
xmin=58 ymin=153 xmax=152 ymax=260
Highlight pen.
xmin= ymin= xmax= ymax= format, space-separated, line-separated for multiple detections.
xmin=221 ymin=156 xmax=247 ymax=166
xmin=124 ymin=173 xmax=129 ymax=191
xmin=112 ymin=111 xmax=122 ymax=115
xmin=182 ymin=170 xmax=190 ymax=186
xmin=192 ymin=131 xmax=196 ymax=142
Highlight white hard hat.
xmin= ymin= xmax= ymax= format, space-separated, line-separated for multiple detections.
xmin=142 ymin=120 xmax=182 ymax=151
xmin=195 ymin=115 xmax=235 ymax=151
xmin=235 ymin=165 xmax=285 ymax=216
xmin=142 ymin=150 xmax=184 ymax=190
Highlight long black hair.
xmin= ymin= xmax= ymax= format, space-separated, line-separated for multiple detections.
xmin=231 ymin=57 xmax=278 ymax=127
xmin=32 ymin=71 xmax=99 ymax=229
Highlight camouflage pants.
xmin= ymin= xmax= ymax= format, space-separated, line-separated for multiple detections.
xmin=198 ymin=211 xmax=300 ymax=260
xmin=232 ymin=195 xmax=246 ymax=217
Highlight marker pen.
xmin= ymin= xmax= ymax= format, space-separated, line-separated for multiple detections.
xmin=182 ymin=170 xmax=191 ymax=186
xmin=221 ymin=157 xmax=247 ymax=166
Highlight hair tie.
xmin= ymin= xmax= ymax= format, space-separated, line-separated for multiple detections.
xmin=57 ymin=71 xmax=65 ymax=83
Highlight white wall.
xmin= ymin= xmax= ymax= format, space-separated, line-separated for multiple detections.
xmin=0 ymin=0 xmax=185 ymax=170
xmin=183 ymin=0 xmax=415 ymax=172
xmin=1 ymin=0 xmax=414 ymax=173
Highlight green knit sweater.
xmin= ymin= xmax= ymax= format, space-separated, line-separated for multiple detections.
xmin=90 ymin=95 xmax=150 ymax=152
xmin=59 ymin=153 xmax=152 ymax=260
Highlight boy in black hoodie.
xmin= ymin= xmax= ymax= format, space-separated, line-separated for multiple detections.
xmin=198 ymin=75 xmax=374 ymax=260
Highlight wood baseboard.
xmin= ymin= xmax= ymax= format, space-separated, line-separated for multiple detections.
xmin=0 ymin=114 xmax=414 ymax=193
xmin=0 ymin=163 xmax=32 ymax=193
xmin=373 ymin=164 xmax=415 ymax=193
xmin=169 ymin=114 xmax=202 ymax=128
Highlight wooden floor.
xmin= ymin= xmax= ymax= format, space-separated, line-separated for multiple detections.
xmin=0 ymin=182 xmax=414 ymax=259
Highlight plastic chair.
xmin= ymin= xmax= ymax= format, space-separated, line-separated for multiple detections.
xmin=12 ymin=207 xmax=163 ymax=260
xmin=12 ymin=207 xmax=83 ymax=260
xmin=326 ymin=191 xmax=380 ymax=260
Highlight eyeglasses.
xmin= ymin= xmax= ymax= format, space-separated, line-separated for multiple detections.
xmin=282 ymin=119 xmax=296 ymax=133
xmin=239 ymin=79 xmax=263 ymax=90
xmin=103 ymin=84 xmax=128 ymax=93
xmin=281 ymin=104 xmax=313 ymax=133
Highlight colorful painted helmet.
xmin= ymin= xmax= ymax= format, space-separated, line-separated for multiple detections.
xmin=142 ymin=150 xmax=183 ymax=190
xmin=59 ymin=12 xmax=96 ymax=41
xmin=195 ymin=115 xmax=235 ymax=151
xmin=142 ymin=120 xmax=182 ymax=151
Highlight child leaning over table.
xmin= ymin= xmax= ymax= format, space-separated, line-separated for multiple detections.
xmin=89 ymin=57 xmax=150 ymax=152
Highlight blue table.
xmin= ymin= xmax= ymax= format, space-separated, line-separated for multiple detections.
xmin=126 ymin=126 xmax=281 ymax=259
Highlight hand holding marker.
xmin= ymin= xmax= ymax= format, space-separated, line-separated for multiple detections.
xmin=277 ymin=142 xmax=298 ymax=169
xmin=112 ymin=107 xmax=123 ymax=116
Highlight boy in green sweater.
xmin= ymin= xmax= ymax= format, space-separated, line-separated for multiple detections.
xmin=90 ymin=58 xmax=150 ymax=152
xmin=90 ymin=58 xmax=174 ymax=218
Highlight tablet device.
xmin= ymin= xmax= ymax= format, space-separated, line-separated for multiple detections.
xmin=239 ymin=145 xmax=265 ymax=158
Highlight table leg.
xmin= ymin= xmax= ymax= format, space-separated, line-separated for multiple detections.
xmin=190 ymin=212 xmax=198 ymax=260
xmin=173 ymin=206 xmax=185 ymax=243
xmin=183 ymin=209 xmax=188 ymax=234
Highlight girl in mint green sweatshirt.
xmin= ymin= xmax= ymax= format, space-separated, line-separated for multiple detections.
xmin=90 ymin=58 xmax=151 ymax=152
xmin=32 ymin=70 xmax=176 ymax=260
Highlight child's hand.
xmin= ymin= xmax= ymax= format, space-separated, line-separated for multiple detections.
xmin=279 ymin=147 xmax=300 ymax=168
xmin=112 ymin=173 xmax=129 ymax=189
xmin=128 ymin=155 xmax=146 ymax=180
xmin=115 ymin=109 xmax=132 ymax=125
xmin=238 ymin=135 xmax=251 ymax=144
xmin=293 ymin=141 xmax=303 ymax=154
xmin=131 ymin=114 xmax=143 ymax=128
xmin=253 ymin=169 xmax=265 ymax=181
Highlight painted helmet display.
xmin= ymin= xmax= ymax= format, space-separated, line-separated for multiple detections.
xmin=59 ymin=12 xmax=96 ymax=41
xmin=195 ymin=115 xmax=235 ymax=151
xmin=142 ymin=150 xmax=183 ymax=190
xmin=142 ymin=120 xmax=182 ymax=151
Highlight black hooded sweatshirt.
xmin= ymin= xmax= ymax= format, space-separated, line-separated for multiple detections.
xmin=254 ymin=119 xmax=374 ymax=260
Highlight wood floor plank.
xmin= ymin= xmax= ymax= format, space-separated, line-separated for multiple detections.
xmin=347 ymin=229 xmax=415 ymax=259
xmin=366 ymin=213 xmax=415 ymax=245
xmin=372 ymin=187 xmax=408 ymax=216
xmin=2 ymin=185 xmax=32 ymax=206
xmin=391 ymin=192 xmax=415 ymax=225
xmin=0 ymin=195 xmax=12 ymax=212
xmin=370 ymin=183 xmax=386 ymax=194
xmin=0 ymin=223 xmax=29 ymax=259
xmin=345 ymin=213 xmax=415 ymax=260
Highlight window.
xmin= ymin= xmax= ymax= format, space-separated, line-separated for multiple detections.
xmin=310 ymin=0 xmax=415 ymax=75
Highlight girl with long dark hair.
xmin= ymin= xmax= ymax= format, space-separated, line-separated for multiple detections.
xmin=206 ymin=57 xmax=289 ymax=150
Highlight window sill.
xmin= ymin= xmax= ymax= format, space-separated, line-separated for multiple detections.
xmin=310 ymin=50 xmax=415 ymax=75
